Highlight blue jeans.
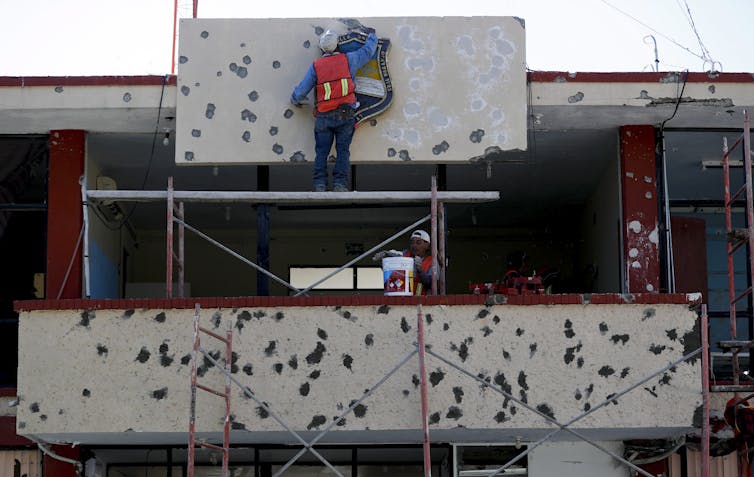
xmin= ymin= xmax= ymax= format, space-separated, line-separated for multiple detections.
xmin=313 ymin=110 xmax=356 ymax=189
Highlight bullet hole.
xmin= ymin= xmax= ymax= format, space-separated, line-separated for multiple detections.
xmin=306 ymin=342 xmax=326 ymax=365
xmin=136 ymin=347 xmax=150 ymax=363
xmin=154 ymin=312 xmax=166 ymax=323
xmin=643 ymin=308 xmax=656 ymax=321
xmin=181 ymin=86 xmax=190 ymax=96
xmin=283 ymin=109 xmax=294 ymax=119
xmin=248 ymin=91 xmax=260 ymax=102
xmin=350 ymin=400 xmax=367 ymax=417
xmin=443 ymin=323 xmax=450 ymax=331
xmin=191 ymin=129 xmax=201 ymax=138
xmin=575 ymin=390 xmax=582 ymax=400
xmin=519 ymin=390 xmax=528 ymax=403
xmin=606 ymin=393 xmax=619 ymax=405
xmin=152 ymin=387 xmax=168 ymax=400
xmin=387 ymin=148 xmax=397 ymax=157
xmin=611 ymin=334 xmax=629 ymax=345
xmin=599 ymin=322 xmax=608 ymax=334
xmin=377 ymin=305 xmax=390 ymax=314
xmin=342 ymin=354 xmax=354 ymax=370
xmin=518 ymin=371 xmax=529 ymax=391
xmin=598 ymin=365 xmax=615 ymax=377
xmin=200 ymin=31 xmax=209 ymax=39
xmin=243 ymin=364 xmax=253 ymax=376
xmin=370 ymin=119 xmax=377 ymax=126
xmin=121 ymin=309 xmax=135 ymax=319
xmin=446 ymin=406 xmax=463 ymax=420
xmin=341 ymin=310 xmax=353 ymax=320
xmin=242 ymin=55 xmax=252 ymax=65
xmin=264 ymin=341 xmax=277 ymax=357
xmin=429 ymin=412 xmax=440 ymax=424
xmin=426 ymin=314 xmax=433 ymax=324
xmin=564 ymin=319 xmax=575 ymax=338
xmin=564 ymin=348 xmax=576 ymax=364
xmin=159 ymin=343 xmax=169 ymax=354
xmin=205 ymin=103 xmax=216 ymax=119
xmin=30 ymin=403 xmax=39 ymax=413
xmin=231 ymin=421 xmax=246 ymax=430
xmin=412 ymin=374 xmax=420 ymax=388
xmin=481 ymin=326 xmax=492 ymax=337
xmin=364 ymin=333 xmax=374 ymax=346
xmin=334 ymin=416 xmax=347 ymax=426
xmin=179 ymin=55 xmax=188 ymax=64
xmin=449 ymin=342 xmax=469 ymax=362
xmin=314 ymin=26 xmax=324 ymax=35
xmin=309 ymin=370 xmax=321 ymax=379
xmin=181 ymin=354 xmax=191 ymax=365
xmin=303 ymin=40 xmax=311 ymax=48
xmin=577 ymin=357 xmax=584 ymax=368
xmin=210 ymin=311 xmax=221 ymax=328
xmin=185 ymin=151 xmax=194 ymax=161
xmin=402 ymin=389 xmax=410 ymax=397
xmin=121 ymin=92 xmax=133 ymax=103
xmin=160 ymin=354 xmax=174 ymax=367
xmin=494 ymin=411 xmax=509 ymax=423
xmin=644 ymin=386 xmax=658 ymax=398
xmin=583 ymin=402 xmax=592 ymax=412
xmin=536 ymin=403 xmax=555 ymax=419
xmin=273 ymin=363 xmax=284 ymax=374
xmin=236 ymin=67 xmax=248 ymax=78
xmin=666 ymin=329 xmax=678 ymax=341
xmin=398 ymin=150 xmax=411 ymax=161
xmin=649 ymin=344 xmax=666 ymax=355
xmin=256 ymin=405 xmax=269 ymax=419
xmin=272 ymin=60 xmax=281 ymax=69
xmin=82 ymin=389 xmax=91 ymax=397
xmin=80 ymin=310 xmax=94 ymax=327
xmin=288 ymin=355 xmax=298 ymax=370
xmin=40 ymin=414 xmax=47 ymax=421
xmin=515 ymin=328 xmax=523 ymax=336
xmin=502 ymin=348 xmax=511 ymax=361
xmin=300 ymin=382 xmax=310 ymax=396
xmin=477 ymin=309 xmax=489 ymax=319
xmin=54 ymin=86 xmax=64 ymax=93
xmin=269 ymin=126 xmax=278 ymax=136
xmin=273 ymin=144 xmax=284 ymax=154
xmin=530 ymin=343 xmax=537 ymax=358
xmin=659 ymin=373 xmax=672 ymax=385
xmin=453 ymin=386 xmax=464 ymax=403
xmin=217 ymin=71 xmax=222 ymax=77
xmin=242 ymin=131 xmax=252 ymax=143
xmin=429 ymin=369 xmax=445 ymax=386
xmin=469 ymin=129 xmax=485 ymax=143
xmin=307 ymin=415 xmax=327 ymax=430
xmin=620 ymin=367 xmax=630 ymax=378
xmin=96 ymin=344 xmax=108 ymax=356
xmin=241 ymin=109 xmax=257 ymax=122
xmin=400 ymin=317 xmax=410 ymax=333
xmin=252 ymin=310 xmax=265 ymax=319
xmin=432 ymin=140 xmax=450 ymax=155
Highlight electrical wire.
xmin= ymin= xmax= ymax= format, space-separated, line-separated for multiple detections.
xmin=675 ymin=0 xmax=721 ymax=72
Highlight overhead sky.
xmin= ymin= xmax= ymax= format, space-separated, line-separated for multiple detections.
xmin=1 ymin=0 xmax=752 ymax=76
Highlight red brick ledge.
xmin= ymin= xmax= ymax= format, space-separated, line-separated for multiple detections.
xmin=14 ymin=293 xmax=702 ymax=311
xmin=529 ymin=71 xmax=754 ymax=83
xmin=0 ymin=75 xmax=177 ymax=87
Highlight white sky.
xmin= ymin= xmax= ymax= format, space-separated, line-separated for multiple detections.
xmin=1 ymin=0 xmax=752 ymax=76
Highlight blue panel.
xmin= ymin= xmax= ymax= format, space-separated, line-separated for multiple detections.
xmin=89 ymin=240 xmax=119 ymax=299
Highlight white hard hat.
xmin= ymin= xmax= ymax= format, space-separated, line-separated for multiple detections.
xmin=319 ymin=31 xmax=339 ymax=53
xmin=411 ymin=230 xmax=430 ymax=243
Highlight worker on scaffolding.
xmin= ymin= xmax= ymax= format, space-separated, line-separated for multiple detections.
xmin=373 ymin=229 xmax=434 ymax=295
xmin=291 ymin=27 xmax=378 ymax=192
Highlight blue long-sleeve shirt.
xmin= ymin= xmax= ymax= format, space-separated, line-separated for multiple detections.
xmin=291 ymin=32 xmax=378 ymax=106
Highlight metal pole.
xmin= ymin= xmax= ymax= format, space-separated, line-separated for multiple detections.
xmin=701 ymin=304 xmax=710 ymax=477
xmin=223 ymin=320 xmax=231 ymax=477
xmin=294 ymin=214 xmax=431 ymax=296
xmin=79 ymin=176 xmax=91 ymax=298
xmin=417 ymin=305 xmax=432 ymax=477
xmin=724 ymin=135 xmax=737 ymax=339
xmin=179 ymin=202 xmax=185 ymax=298
xmin=166 ymin=177 xmax=174 ymax=299
xmin=430 ymin=177 xmax=438 ymax=295
xmin=743 ymin=111 xmax=754 ymax=390
xmin=188 ymin=304 xmax=200 ymax=477
xmin=439 ymin=202 xmax=446 ymax=295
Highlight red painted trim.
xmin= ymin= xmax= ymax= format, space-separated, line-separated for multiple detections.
xmin=0 ymin=387 xmax=16 ymax=397
xmin=14 ymin=293 xmax=700 ymax=311
xmin=0 ymin=416 xmax=34 ymax=446
xmin=44 ymin=444 xmax=80 ymax=477
xmin=621 ymin=125 xmax=661 ymax=294
xmin=46 ymin=130 xmax=85 ymax=300
xmin=528 ymin=71 xmax=754 ymax=83
xmin=0 ymin=75 xmax=177 ymax=87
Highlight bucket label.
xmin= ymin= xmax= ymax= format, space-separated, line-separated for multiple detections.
xmin=384 ymin=269 xmax=413 ymax=294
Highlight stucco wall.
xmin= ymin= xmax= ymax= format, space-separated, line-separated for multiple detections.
xmin=175 ymin=17 xmax=527 ymax=165
xmin=17 ymin=303 xmax=700 ymax=442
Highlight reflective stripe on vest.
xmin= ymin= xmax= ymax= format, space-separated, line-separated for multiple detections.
xmin=313 ymin=54 xmax=356 ymax=113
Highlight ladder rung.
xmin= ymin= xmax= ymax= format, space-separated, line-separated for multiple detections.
xmin=196 ymin=442 xmax=227 ymax=452
xmin=719 ymin=340 xmax=754 ymax=351
xmin=730 ymin=183 xmax=748 ymax=203
xmin=199 ymin=326 xmax=231 ymax=343
xmin=732 ymin=286 xmax=753 ymax=305
xmin=711 ymin=384 xmax=754 ymax=392
xmin=197 ymin=383 xmax=229 ymax=398
xmin=730 ymin=239 xmax=747 ymax=255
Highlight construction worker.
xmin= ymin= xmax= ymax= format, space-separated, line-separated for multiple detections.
xmin=291 ymin=28 xmax=378 ymax=192
xmin=373 ymin=229 xmax=434 ymax=295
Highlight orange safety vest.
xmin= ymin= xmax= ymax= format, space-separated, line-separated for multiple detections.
xmin=405 ymin=252 xmax=433 ymax=296
xmin=313 ymin=54 xmax=356 ymax=113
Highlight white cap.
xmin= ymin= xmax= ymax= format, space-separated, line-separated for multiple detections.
xmin=411 ymin=229 xmax=430 ymax=243
xmin=319 ymin=31 xmax=339 ymax=53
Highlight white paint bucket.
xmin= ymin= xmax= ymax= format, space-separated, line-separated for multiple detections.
xmin=382 ymin=256 xmax=414 ymax=296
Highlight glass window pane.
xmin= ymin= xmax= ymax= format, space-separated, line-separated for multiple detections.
xmin=290 ymin=268 xmax=353 ymax=289
xmin=356 ymin=267 xmax=383 ymax=289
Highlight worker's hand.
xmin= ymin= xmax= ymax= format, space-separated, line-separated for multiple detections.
xmin=372 ymin=251 xmax=387 ymax=261
xmin=413 ymin=256 xmax=423 ymax=270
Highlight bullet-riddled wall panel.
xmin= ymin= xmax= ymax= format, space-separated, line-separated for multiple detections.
xmin=176 ymin=17 xmax=526 ymax=165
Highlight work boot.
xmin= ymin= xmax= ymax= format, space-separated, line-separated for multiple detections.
xmin=333 ymin=183 xmax=349 ymax=192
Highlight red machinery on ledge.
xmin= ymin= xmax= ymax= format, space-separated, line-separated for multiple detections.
xmin=469 ymin=251 xmax=551 ymax=295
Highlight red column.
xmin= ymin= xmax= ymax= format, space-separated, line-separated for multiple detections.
xmin=46 ymin=130 xmax=85 ymax=299
xmin=620 ymin=125 xmax=660 ymax=293
xmin=43 ymin=444 xmax=81 ymax=476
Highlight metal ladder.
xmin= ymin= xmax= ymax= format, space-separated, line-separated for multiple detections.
xmin=188 ymin=304 xmax=232 ymax=477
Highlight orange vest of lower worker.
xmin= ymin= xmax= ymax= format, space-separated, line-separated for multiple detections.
xmin=404 ymin=251 xmax=433 ymax=296
xmin=313 ymin=54 xmax=356 ymax=113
